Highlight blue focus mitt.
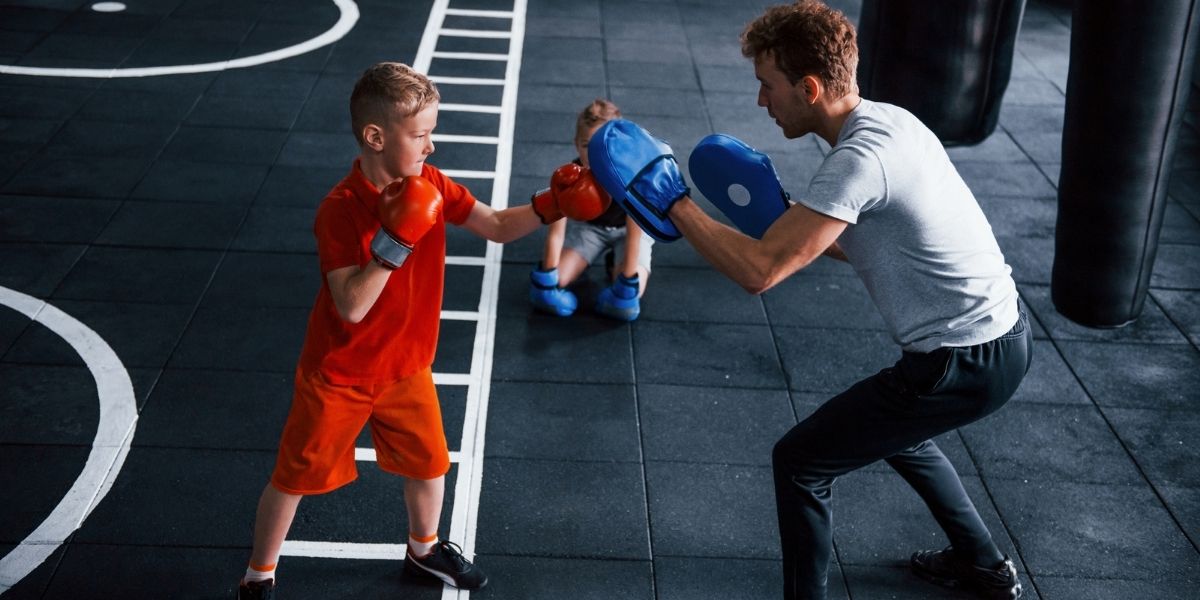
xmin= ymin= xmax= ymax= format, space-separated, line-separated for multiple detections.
xmin=688 ymin=134 xmax=791 ymax=239
xmin=587 ymin=119 xmax=689 ymax=242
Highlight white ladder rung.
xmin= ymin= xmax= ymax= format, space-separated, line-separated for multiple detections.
xmin=355 ymin=447 xmax=463 ymax=464
xmin=441 ymin=310 xmax=480 ymax=321
xmin=439 ymin=103 xmax=503 ymax=114
xmin=433 ymin=51 xmax=508 ymax=61
xmin=430 ymin=75 xmax=505 ymax=86
xmin=280 ymin=541 xmax=405 ymax=560
xmin=439 ymin=169 xmax=496 ymax=179
xmin=440 ymin=28 xmax=511 ymax=39
xmin=432 ymin=133 xmax=500 ymax=144
xmin=445 ymin=256 xmax=487 ymax=266
xmin=445 ymin=8 xmax=514 ymax=18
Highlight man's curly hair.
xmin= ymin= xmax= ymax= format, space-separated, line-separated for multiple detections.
xmin=741 ymin=1 xmax=858 ymax=98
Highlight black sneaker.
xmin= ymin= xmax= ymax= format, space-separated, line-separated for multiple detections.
xmin=911 ymin=546 xmax=1022 ymax=599
xmin=404 ymin=540 xmax=488 ymax=590
xmin=237 ymin=579 xmax=275 ymax=600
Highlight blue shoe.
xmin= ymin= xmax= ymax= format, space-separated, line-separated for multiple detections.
xmin=530 ymin=266 xmax=577 ymax=316
xmin=596 ymin=273 xmax=640 ymax=321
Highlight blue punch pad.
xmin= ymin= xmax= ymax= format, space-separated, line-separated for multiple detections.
xmin=688 ymin=134 xmax=790 ymax=239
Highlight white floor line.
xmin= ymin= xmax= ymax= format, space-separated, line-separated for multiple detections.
xmin=440 ymin=28 xmax=512 ymax=39
xmin=441 ymin=310 xmax=481 ymax=321
xmin=444 ymin=8 xmax=514 ymax=18
xmin=442 ymin=0 xmax=525 ymax=597
xmin=430 ymin=75 xmax=506 ymax=86
xmin=0 ymin=286 xmax=138 ymax=592
xmin=0 ymin=0 xmax=359 ymax=78
xmin=433 ymin=51 xmax=509 ymax=61
xmin=446 ymin=256 xmax=487 ymax=267
xmin=439 ymin=103 xmax=504 ymax=114
xmin=355 ymin=448 xmax=463 ymax=464
xmin=439 ymin=169 xmax=497 ymax=179
xmin=281 ymin=541 xmax=406 ymax=560
xmin=432 ymin=133 xmax=500 ymax=144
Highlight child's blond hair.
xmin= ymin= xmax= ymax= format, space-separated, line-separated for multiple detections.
xmin=350 ymin=62 xmax=440 ymax=146
xmin=575 ymin=98 xmax=622 ymax=144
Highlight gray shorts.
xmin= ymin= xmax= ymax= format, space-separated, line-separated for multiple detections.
xmin=563 ymin=220 xmax=654 ymax=273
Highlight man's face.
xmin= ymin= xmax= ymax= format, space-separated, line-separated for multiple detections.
xmin=754 ymin=52 xmax=814 ymax=139
xmin=381 ymin=102 xmax=438 ymax=179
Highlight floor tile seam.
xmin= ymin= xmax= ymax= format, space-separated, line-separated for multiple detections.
xmin=673 ymin=6 xmax=711 ymax=129
xmin=995 ymin=122 xmax=1060 ymax=191
xmin=952 ymin=427 xmax=1042 ymax=596
xmin=125 ymin=443 xmax=276 ymax=455
xmin=491 ymin=377 xmax=791 ymax=393
xmin=1148 ymin=291 xmax=1200 ymax=355
xmin=474 ymin=550 xmax=654 ymax=563
xmin=1046 ymin=337 xmax=1197 ymax=348
xmin=995 ymin=320 xmax=1200 ymax=560
xmin=0 ymin=441 xmax=96 ymax=450
xmin=1008 ymin=399 xmax=1200 ymax=411
xmin=625 ymin=279 xmax=661 ymax=598
xmin=1020 ymin=288 xmax=1198 ymax=347
xmin=82 ymin=231 xmax=256 ymax=253
xmin=481 ymin=453 xmax=643 ymax=465
xmin=643 ymin=551 xmax=782 ymax=563
xmin=641 ymin=457 xmax=772 ymax=470
xmin=484 ymin=454 xmax=648 ymax=468
xmin=3 ymin=354 xmax=168 ymax=371
xmin=1156 ymin=239 xmax=1200 ymax=249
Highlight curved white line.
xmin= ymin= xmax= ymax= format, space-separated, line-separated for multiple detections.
xmin=0 ymin=286 xmax=138 ymax=592
xmin=0 ymin=0 xmax=359 ymax=78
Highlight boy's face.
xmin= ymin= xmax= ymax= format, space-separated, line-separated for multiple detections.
xmin=381 ymin=102 xmax=438 ymax=179
xmin=575 ymin=122 xmax=603 ymax=168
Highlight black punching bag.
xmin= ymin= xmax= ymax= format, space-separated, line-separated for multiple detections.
xmin=1052 ymin=0 xmax=1199 ymax=328
xmin=857 ymin=0 xmax=1026 ymax=146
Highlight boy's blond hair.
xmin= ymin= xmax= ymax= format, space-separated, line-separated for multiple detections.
xmin=575 ymin=98 xmax=621 ymax=144
xmin=350 ymin=62 xmax=441 ymax=146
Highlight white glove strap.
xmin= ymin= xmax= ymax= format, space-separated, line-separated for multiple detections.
xmin=370 ymin=228 xmax=412 ymax=269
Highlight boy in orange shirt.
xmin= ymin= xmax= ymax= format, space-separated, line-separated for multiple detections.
xmin=236 ymin=62 xmax=599 ymax=599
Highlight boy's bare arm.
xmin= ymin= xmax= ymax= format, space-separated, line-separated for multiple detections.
xmin=326 ymin=262 xmax=392 ymax=323
xmin=460 ymin=202 xmax=543 ymax=243
xmin=542 ymin=218 xmax=567 ymax=269
xmin=621 ymin=216 xmax=642 ymax=277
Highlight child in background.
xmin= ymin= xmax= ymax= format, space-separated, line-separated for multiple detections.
xmin=529 ymin=99 xmax=654 ymax=321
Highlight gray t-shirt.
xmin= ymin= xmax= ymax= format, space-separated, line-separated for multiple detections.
xmin=800 ymin=99 xmax=1018 ymax=352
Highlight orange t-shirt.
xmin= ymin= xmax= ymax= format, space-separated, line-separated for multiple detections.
xmin=297 ymin=159 xmax=476 ymax=385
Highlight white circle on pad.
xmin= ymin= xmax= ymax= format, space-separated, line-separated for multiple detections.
xmin=728 ymin=183 xmax=752 ymax=207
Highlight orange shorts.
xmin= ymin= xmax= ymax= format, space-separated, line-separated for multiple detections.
xmin=270 ymin=367 xmax=450 ymax=495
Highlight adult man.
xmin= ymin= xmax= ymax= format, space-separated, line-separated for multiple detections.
xmin=588 ymin=2 xmax=1031 ymax=599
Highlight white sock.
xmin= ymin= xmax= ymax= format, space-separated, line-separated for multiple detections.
xmin=244 ymin=562 xmax=276 ymax=583
xmin=408 ymin=534 xmax=438 ymax=557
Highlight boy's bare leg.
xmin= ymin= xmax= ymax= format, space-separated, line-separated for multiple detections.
xmin=249 ymin=484 xmax=302 ymax=568
xmin=555 ymin=248 xmax=589 ymax=287
xmin=405 ymin=475 xmax=445 ymax=541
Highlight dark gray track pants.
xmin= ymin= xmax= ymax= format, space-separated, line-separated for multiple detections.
xmin=774 ymin=311 xmax=1032 ymax=600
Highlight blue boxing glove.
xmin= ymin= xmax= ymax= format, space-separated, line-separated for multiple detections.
xmin=587 ymin=119 xmax=689 ymax=242
xmin=530 ymin=265 xmax=578 ymax=317
xmin=595 ymin=273 xmax=640 ymax=322
xmin=688 ymin=134 xmax=791 ymax=239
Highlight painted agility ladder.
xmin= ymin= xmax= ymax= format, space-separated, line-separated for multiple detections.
xmin=279 ymin=2 xmax=526 ymax=600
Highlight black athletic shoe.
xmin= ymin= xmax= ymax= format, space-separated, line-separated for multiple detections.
xmin=404 ymin=541 xmax=488 ymax=590
xmin=237 ymin=579 xmax=275 ymax=600
xmin=911 ymin=546 xmax=1022 ymax=599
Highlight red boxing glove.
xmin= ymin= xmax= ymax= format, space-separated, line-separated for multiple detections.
xmin=371 ymin=176 xmax=443 ymax=269
xmin=531 ymin=163 xmax=612 ymax=223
